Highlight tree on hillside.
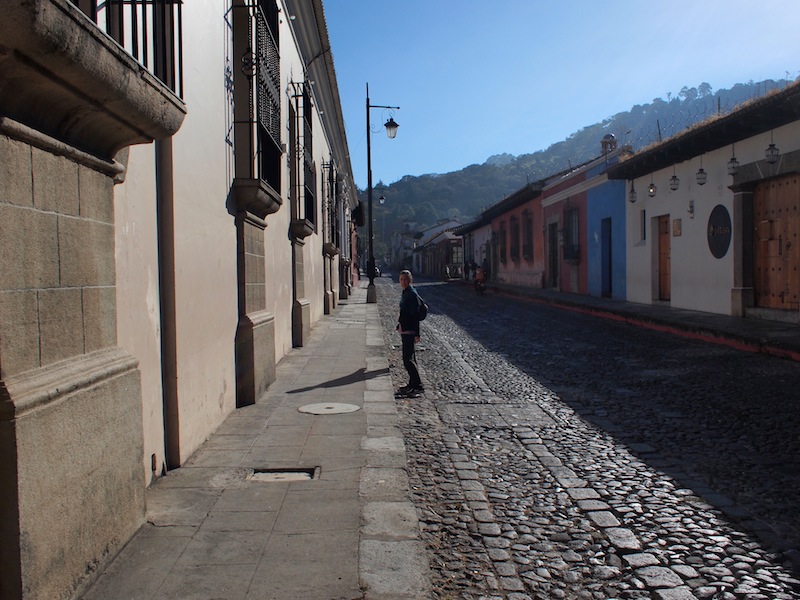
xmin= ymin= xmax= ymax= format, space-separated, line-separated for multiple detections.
xmin=679 ymin=86 xmax=698 ymax=102
xmin=415 ymin=202 xmax=439 ymax=225
xmin=394 ymin=204 xmax=416 ymax=223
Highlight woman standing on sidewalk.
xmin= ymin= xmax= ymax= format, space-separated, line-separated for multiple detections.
xmin=396 ymin=269 xmax=423 ymax=396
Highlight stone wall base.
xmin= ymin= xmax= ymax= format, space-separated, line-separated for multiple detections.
xmin=235 ymin=310 xmax=276 ymax=406
xmin=0 ymin=348 xmax=145 ymax=600
xmin=324 ymin=290 xmax=335 ymax=315
xmin=292 ymin=298 xmax=311 ymax=348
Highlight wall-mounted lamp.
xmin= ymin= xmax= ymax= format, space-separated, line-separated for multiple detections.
xmin=669 ymin=166 xmax=680 ymax=191
xmin=696 ymin=156 xmax=707 ymax=186
xmin=648 ymin=175 xmax=656 ymax=197
xmin=628 ymin=181 xmax=637 ymax=204
xmin=765 ymin=131 xmax=779 ymax=164
xmin=688 ymin=200 xmax=694 ymax=219
xmin=727 ymin=143 xmax=740 ymax=176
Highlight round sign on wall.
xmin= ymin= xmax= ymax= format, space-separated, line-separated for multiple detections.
xmin=707 ymin=204 xmax=732 ymax=259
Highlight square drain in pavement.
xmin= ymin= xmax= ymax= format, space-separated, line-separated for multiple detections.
xmin=248 ymin=467 xmax=319 ymax=482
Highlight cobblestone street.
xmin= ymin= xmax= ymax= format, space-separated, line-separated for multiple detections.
xmin=376 ymin=277 xmax=800 ymax=600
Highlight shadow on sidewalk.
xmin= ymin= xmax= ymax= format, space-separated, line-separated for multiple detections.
xmin=287 ymin=367 xmax=390 ymax=394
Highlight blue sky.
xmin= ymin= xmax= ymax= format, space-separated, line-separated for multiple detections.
xmin=325 ymin=1 xmax=800 ymax=190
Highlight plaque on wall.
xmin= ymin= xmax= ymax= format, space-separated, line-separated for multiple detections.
xmin=707 ymin=204 xmax=732 ymax=259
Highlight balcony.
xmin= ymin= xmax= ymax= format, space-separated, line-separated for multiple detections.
xmin=0 ymin=0 xmax=185 ymax=159
xmin=70 ymin=0 xmax=184 ymax=98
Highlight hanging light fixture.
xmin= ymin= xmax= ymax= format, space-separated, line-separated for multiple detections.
xmin=727 ymin=143 xmax=740 ymax=176
xmin=384 ymin=117 xmax=399 ymax=139
xmin=669 ymin=166 xmax=679 ymax=191
xmin=648 ymin=174 xmax=656 ymax=197
xmin=765 ymin=131 xmax=779 ymax=164
xmin=628 ymin=180 xmax=637 ymax=204
xmin=696 ymin=156 xmax=707 ymax=186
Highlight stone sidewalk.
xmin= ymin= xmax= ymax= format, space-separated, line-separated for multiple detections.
xmin=79 ymin=283 xmax=431 ymax=600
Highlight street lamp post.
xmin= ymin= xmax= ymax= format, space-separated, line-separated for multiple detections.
xmin=379 ymin=195 xmax=387 ymax=265
xmin=366 ymin=83 xmax=399 ymax=303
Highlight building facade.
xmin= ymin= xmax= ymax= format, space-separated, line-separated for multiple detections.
xmin=462 ymin=139 xmax=629 ymax=297
xmin=456 ymin=217 xmax=492 ymax=279
xmin=418 ymin=230 xmax=464 ymax=279
xmin=542 ymin=139 xmax=630 ymax=298
xmin=0 ymin=1 xmax=357 ymax=598
xmin=484 ymin=184 xmax=544 ymax=288
xmin=609 ymin=82 xmax=800 ymax=320
xmin=410 ymin=219 xmax=461 ymax=276
xmin=458 ymin=85 xmax=800 ymax=321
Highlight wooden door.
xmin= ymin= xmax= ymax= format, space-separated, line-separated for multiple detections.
xmin=658 ymin=215 xmax=671 ymax=301
xmin=753 ymin=176 xmax=800 ymax=310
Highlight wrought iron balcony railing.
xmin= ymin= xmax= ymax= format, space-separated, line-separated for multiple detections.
xmin=70 ymin=0 xmax=184 ymax=99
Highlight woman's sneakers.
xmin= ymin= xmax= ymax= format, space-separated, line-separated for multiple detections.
xmin=396 ymin=384 xmax=424 ymax=397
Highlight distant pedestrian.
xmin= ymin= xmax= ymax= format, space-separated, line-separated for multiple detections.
xmin=396 ymin=269 xmax=423 ymax=396
xmin=474 ymin=264 xmax=486 ymax=295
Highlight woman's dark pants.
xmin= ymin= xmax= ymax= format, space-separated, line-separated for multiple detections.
xmin=401 ymin=334 xmax=421 ymax=387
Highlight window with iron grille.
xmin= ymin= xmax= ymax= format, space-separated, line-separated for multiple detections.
xmin=255 ymin=0 xmax=281 ymax=191
xmin=499 ymin=221 xmax=507 ymax=264
xmin=523 ymin=210 xmax=534 ymax=260
xmin=510 ymin=216 xmax=520 ymax=262
xmin=70 ymin=0 xmax=184 ymax=98
xmin=563 ymin=207 xmax=580 ymax=261
xmin=302 ymin=83 xmax=316 ymax=228
xmin=320 ymin=163 xmax=334 ymax=244
xmin=332 ymin=170 xmax=341 ymax=249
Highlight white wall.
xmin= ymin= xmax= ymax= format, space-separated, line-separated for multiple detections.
xmin=626 ymin=147 xmax=734 ymax=312
xmin=114 ymin=144 xmax=164 ymax=483
xmin=277 ymin=5 xmax=340 ymax=344
xmin=170 ymin=1 xmax=239 ymax=460
xmin=115 ymin=0 xmax=348 ymax=475
xmin=115 ymin=0 xmax=238 ymax=473
xmin=471 ymin=225 xmax=492 ymax=265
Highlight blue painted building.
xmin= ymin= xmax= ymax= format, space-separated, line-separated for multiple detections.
xmin=586 ymin=176 xmax=628 ymax=300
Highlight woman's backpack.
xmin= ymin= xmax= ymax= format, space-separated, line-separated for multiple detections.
xmin=417 ymin=295 xmax=429 ymax=321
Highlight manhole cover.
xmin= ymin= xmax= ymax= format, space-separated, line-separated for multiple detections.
xmin=298 ymin=403 xmax=360 ymax=415
xmin=248 ymin=467 xmax=318 ymax=482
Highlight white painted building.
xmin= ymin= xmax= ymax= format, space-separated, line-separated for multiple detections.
xmin=0 ymin=1 xmax=357 ymax=598
xmin=610 ymin=82 xmax=800 ymax=321
xmin=116 ymin=0 xmax=359 ymax=474
xmin=456 ymin=217 xmax=493 ymax=278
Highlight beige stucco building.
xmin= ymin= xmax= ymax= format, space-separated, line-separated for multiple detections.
xmin=0 ymin=1 xmax=359 ymax=598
